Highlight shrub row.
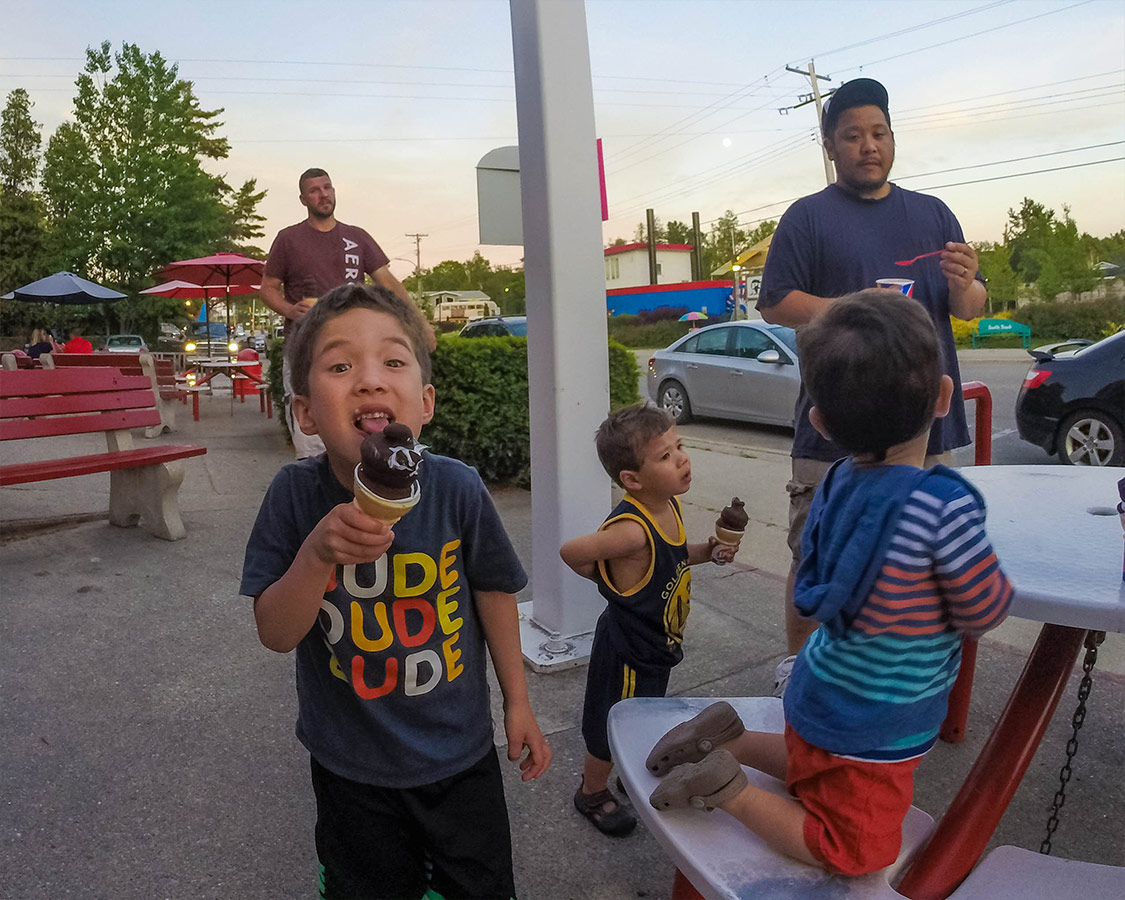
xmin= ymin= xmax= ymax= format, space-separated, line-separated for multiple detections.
xmin=269 ymin=335 xmax=640 ymax=485
xmin=950 ymin=297 xmax=1125 ymax=347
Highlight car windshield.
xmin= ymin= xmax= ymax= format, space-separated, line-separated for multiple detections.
xmin=506 ymin=320 xmax=528 ymax=337
xmin=765 ymin=325 xmax=797 ymax=355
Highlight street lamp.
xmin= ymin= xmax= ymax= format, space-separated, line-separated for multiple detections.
xmin=731 ymin=264 xmax=742 ymax=320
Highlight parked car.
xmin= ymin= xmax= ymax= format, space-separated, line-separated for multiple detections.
xmin=156 ymin=323 xmax=184 ymax=351
xmin=1015 ymin=330 xmax=1124 ymax=466
xmin=184 ymin=322 xmax=238 ymax=357
xmin=458 ymin=316 xmax=528 ymax=338
xmin=647 ymin=320 xmax=800 ymax=427
xmin=103 ymin=334 xmax=148 ymax=353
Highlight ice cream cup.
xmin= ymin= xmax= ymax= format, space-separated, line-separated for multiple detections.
xmin=352 ymin=464 xmax=421 ymax=524
xmin=303 ymin=296 xmax=319 ymax=307
xmin=714 ymin=525 xmax=744 ymax=548
xmin=876 ymin=278 xmax=915 ymax=298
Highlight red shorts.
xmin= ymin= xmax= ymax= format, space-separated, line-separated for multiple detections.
xmin=785 ymin=725 xmax=922 ymax=876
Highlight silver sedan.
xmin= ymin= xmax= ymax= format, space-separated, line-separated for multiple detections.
xmin=647 ymin=320 xmax=801 ymax=427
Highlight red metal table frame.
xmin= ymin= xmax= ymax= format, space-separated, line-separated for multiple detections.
xmin=184 ymin=359 xmax=271 ymax=419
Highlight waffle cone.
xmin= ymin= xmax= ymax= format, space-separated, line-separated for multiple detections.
xmin=352 ymin=466 xmax=421 ymax=524
xmin=714 ymin=525 xmax=744 ymax=548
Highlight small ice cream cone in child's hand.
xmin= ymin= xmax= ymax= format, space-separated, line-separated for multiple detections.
xmin=353 ymin=423 xmax=425 ymax=525
xmin=712 ymin=497 xmax=748 ymax=563
xmin=715 ymin=498 xmax=748 ymax=548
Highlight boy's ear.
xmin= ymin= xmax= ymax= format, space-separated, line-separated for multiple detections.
xmin=420 ymin=383 xmax=435 ymax=427
xmin=619 ymin=468 xmax=643 ymax=492
xmin=808 ymin=406 xmax=833 ymax=441
xmin=291 ymin=395 xmax=320 ymax=436
xmin=934 ymin=375 xmax=954 ymax=420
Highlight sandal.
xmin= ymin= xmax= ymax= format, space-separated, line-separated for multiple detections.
xmin=649 ymin=749 xmax=748 ymax=812
xmin=573 ymin=781 xmax=637 ymax=837
xmin=646 ymin=701 xmax=745 ymax=776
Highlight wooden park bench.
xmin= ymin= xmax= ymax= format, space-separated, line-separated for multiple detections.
xmin=971 ymin=318 xmax=1031 ymax=349
xmin=42 ymin=351 xmax=184 ymax=437
xmin=0 ymin=367 xmax=207 ymax=541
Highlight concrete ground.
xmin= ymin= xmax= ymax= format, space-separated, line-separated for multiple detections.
xmin=1 ymin=383 xmax=1122 ymax=900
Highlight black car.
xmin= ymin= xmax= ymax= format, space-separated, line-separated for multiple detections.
xmin=458 ymin=316 xmax=527 ymax=338
xmin=1015 ymin=330 xmax=1124 ymax=466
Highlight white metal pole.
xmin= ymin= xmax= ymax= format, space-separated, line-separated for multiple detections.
xmin=509 ymin=0 xmax=610 ymax=668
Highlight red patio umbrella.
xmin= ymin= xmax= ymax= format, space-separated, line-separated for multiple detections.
xmin=158 ymin=253 xmax=264 ymax=348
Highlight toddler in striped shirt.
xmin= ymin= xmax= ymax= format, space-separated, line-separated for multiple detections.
xmin=644 ymin=289 xmax=1012 ymax=876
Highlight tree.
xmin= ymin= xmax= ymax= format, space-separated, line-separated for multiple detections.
xmin=1003 ymin=197 xmax=1096 ymax=299
xmin=39 ymin=42 xmax=267 ymax=336
xmin=745 ymin=219 xmax=777 ymax=248
xmin=665 ymin=219 xmax=692 ymax=244
xmin=633 ymin=216 xmax=666 ymax=243
xmin=0 ymin=89 xmax=48 ymax=334
xmin=976 ymin=241 xmax=1020 ymax=312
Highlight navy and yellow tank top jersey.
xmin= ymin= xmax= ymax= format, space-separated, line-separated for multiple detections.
xmin=593 ymin=494 xmax=691 ymax=668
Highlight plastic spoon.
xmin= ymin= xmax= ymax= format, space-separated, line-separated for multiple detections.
xmin=894 ymin=249 xmax=944 ymax=266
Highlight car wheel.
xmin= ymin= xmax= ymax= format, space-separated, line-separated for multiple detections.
xmin=659 ymin=380 xmax=692 ymax=425
xmin=1057 ymin=409 xmax=1124 ymax=466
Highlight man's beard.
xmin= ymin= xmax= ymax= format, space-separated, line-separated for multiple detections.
xmin=309 ymin=202 xmax=335 ymax=221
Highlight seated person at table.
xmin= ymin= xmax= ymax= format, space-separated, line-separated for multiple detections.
xmin=62 ymin=327 xmax=93 ymax=354
xmin=644 ymin=290 xmax=1012 ymax=876
xmin=25 ymin=328 xmax=60 ymax=359
xmin=561 ymin=404 xmax=738 ymax=837
xmin=241 ymin=284 xmax=551 ymax=899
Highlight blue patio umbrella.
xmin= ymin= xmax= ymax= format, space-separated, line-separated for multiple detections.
xmin=2 ymin=271 xmax=126 ymax=304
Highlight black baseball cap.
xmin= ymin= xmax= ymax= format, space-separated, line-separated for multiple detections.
xmin=822 ymin=78 xmax=890 ymax=136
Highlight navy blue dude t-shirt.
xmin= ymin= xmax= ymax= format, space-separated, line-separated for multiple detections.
xmin=241 ymin=452 xmax=527 ymax=788
xmin=759 ymin=184 xmax=976 ymax=462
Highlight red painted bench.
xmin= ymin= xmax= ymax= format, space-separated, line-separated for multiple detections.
xmin=0 ymin=367 xmax=207 ymax=541
xmin=42 ymin=351 xmax=184 ymax=436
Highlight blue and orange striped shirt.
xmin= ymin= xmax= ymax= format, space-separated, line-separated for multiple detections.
xmin=785 ymin=462 xmax=1012 ymax=761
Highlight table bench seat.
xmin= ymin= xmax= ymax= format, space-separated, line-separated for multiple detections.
xmin=0 ymin=444 xmax=206 ymax=486
xmin=0 ymin=367 xmax=206 ymax=541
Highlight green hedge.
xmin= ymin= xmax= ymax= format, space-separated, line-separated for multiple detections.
xmin=608 ymin=317 xmax=693 ymax=348
xmin=270 ymin=333 xmax=639 ymax=484
xmin=425 ymin=336 xmax=640 ymax=485
xmin=1006 ymin=297 xmax=1125 ymax=342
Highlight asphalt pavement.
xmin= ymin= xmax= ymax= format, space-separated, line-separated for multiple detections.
xmin=1 ymin=375 xmax=1122 ymax=900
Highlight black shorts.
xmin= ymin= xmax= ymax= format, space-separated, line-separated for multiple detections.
xmin=581 ymin=633 xmax=671 ymax=762
xmin=310 ymin=747 xmax=515 ymax=900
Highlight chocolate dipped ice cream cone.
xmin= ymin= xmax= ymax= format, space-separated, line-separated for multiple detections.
xmin=353 ymin=423 xmax=424 ymax=524
xmin=714 ymin=497 xmax=748 ymax=549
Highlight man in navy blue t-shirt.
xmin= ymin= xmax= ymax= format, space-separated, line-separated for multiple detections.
xmin=757 ymin=78 xmax=987 ymax=688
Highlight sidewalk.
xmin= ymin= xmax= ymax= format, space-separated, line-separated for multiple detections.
xmin=1 ymin=391 xmax=1121 ymax=899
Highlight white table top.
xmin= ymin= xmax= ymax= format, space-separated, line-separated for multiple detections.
xmin=961 ymin=466 xmax=1124 ymax=632
xmin=608 ymin=697 xmax=934 ymax=900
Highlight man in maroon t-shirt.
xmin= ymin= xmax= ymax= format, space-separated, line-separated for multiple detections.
xmin=261 ymin=168 xmax=420 ymax=458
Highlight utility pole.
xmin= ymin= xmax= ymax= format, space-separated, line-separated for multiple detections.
xmin=784 ymin=61 xmax=835 ymax=186
xmin=405 ymin=232 xmax=427 ymax=302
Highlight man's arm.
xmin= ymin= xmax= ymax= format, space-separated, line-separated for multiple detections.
xmin=372 ymin=265 xmax=437 ymax=350
xmin=560 ymin=520 xmax=648 ymax=581
xmin=476 ymin=590 xmax=552 ymax=781
xmin=758 ymin=290 xmax=834 ymax=328
xmin=371 ymin=265 xmax=413 ymax=304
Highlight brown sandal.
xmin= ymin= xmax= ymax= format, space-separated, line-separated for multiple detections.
xmin=649 ymin=749 xmax=748 ymax=812
xmin=646 ymin=701 xmax=745 ymax=776
xmin=573 ymin=782 xmax=637 ymax=837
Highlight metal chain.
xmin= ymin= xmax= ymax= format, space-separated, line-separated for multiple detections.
xmin=1040 ymin=630 xmax=1105 ymax=855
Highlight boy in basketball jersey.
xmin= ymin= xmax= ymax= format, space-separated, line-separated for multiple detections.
xmin=561 ymin=404 xmax=738 ymax=836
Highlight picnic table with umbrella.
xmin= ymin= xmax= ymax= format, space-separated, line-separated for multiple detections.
xmin=157 ymin=253 xmax=264 ymax=356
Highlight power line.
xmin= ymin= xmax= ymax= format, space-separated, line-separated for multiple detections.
xmin=797 ymin=0 xmax=1014 ymax=63
xmin=907 ymin=156 xmax=1124 ymax=191
xmin=832 ymin=0 xmax=1096 ymax=75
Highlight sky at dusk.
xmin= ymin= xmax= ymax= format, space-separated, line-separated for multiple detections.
xmin=2 ymin=0 xmax=1122 ymax=280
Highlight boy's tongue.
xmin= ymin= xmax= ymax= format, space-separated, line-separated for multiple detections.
xmin=359 ymin=415 xmax=390 ymax=434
